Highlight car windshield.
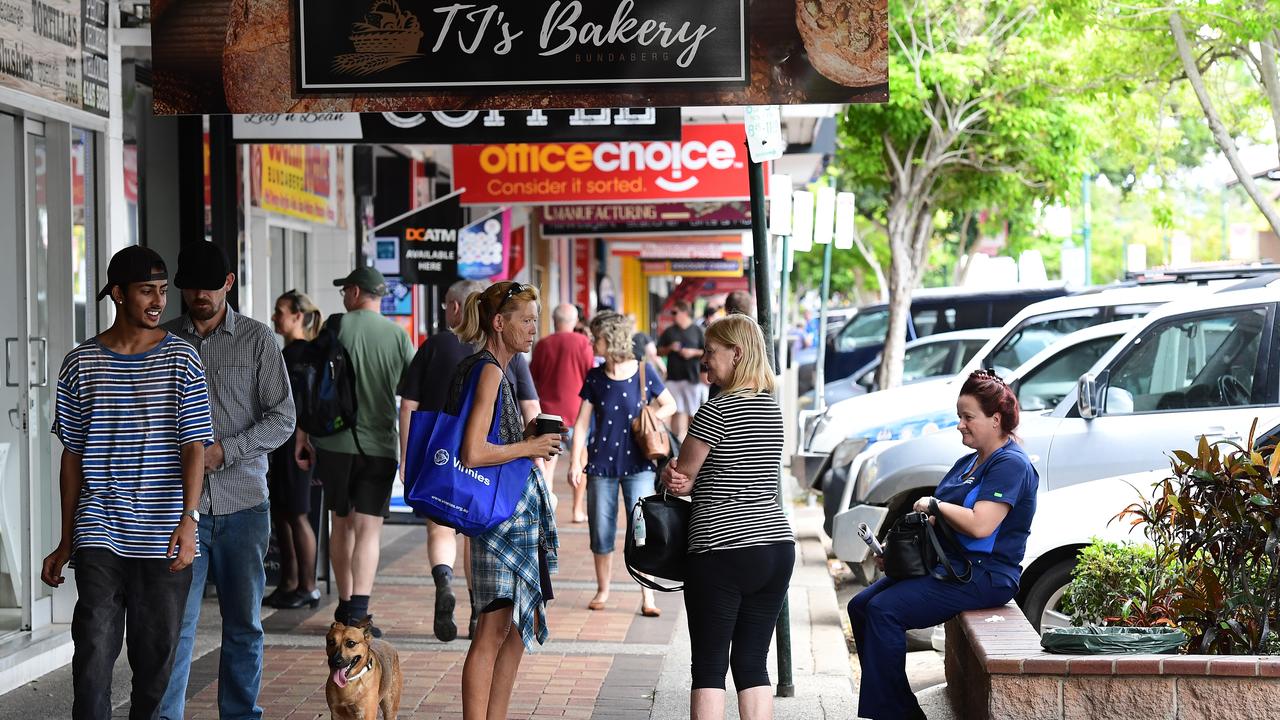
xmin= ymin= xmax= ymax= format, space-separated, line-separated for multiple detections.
xmin=1016 ymin=335 xmax=1119 ymax=412
xmin=834 ymin=309 xmax=890 ymax=352
xmin=985 ymin=310 xmax=1103 ymax=372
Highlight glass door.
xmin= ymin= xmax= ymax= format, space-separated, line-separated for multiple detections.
xmin=0 ymin=113 xmax=25 ymax=637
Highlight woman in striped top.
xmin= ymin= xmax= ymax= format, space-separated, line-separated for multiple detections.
xmin=661 ymin=314 xmax=793 ymax=720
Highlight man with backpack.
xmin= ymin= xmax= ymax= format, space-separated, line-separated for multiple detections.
xmin=159 ymin=241 xmax=295 ymax=720
xmin=297 ymin=266 xmax=414 ymax=632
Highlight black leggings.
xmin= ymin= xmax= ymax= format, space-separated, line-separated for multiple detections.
xmin=683 ymin=542 xmax=795 ymax=690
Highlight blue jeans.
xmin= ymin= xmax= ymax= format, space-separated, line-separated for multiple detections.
xmin=848 ymin=569 xmax=1017 ymax=720
xmin=160 ymin=501 xmax=271 ymax=720
xmin=586 ymin=471 xmax=654 ymax=554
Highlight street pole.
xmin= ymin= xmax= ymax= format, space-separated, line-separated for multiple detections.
xmin=778 ymin=234 xmax=792 ymax=373
xmin=813 ymin=240 xmax=833 ymax=411
xmin=1081 ymin=172 xmax=1092 ymax=286
xmin=747 ymin=154 xmax=794 ymax=698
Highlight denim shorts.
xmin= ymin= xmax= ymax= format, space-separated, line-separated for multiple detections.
xmin=586 ymin=471 xmax=655 ymax=555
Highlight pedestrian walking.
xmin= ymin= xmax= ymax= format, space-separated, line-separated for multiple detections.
xmin=42 ymin=246 xmax=214 ymax=720
xmin=657 ymin=300 xmax=706 ymax=441
xmin=159 ymin=242 xmax=296 ymax=720
xmin=451 ymin=281 xmax=561 ymax=720
xmin=661 ymin=314 xmax=793 ymax=720
xmin=298 ymin=267 xmax=414 ymax=633
xmin=568 ymin=311 xmax=675 ymax=617
xmin=266 ymin=290 xmax=323 ymax=609
xmin=399 ymin=279 xmax=546 ymax=642
xmin=628 ymin=313 xmax=663 ymax=379
xmin=530 ymin=303 xmax=594 ymax=523
xmin=848 ymin=370 xmax=1037 ymax=720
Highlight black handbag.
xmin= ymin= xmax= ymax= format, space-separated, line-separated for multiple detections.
xmin=624 ymin=492 xmax=692 ymax=592
xmin=882 ymin=511 xmax=972 ymax=583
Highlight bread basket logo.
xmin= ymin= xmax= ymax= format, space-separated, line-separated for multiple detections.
xmin=333 ymin=0 xmax=423 ymax=76
xmin=433 ymin=449 xmax=450 ymax=466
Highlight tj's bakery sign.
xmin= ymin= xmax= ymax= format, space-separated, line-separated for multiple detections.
xmin=453 ymin=124 xmax=748 ymax=205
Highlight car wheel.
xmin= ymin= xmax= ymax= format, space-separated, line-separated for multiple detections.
xmin=1021 ymin=558 xmax=1076 ymax=633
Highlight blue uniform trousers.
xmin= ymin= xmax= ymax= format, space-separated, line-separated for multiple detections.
xmin=848 ymin=568 xmax=1017 ymax=720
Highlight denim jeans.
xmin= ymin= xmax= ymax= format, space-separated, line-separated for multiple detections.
xmin=71 ymin=548 xmax=193 ymax=720
xmin=848 ymin=568 xmax=1018 ymax=720
xmin=586 ymin=471 xmax=655 ymax=554
xmin=159 ymin=501 xmax=271 ymax=720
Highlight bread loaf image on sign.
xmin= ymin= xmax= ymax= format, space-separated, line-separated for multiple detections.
xmin=795 ymin=0 xmax=888 ymax=87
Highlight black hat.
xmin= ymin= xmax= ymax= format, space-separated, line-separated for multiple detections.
xmin=96 ymin=246 xmax=168 ymax=301
xmin=174 ymin=242 xmax=233 ymax=291
xmin=332 ymin=266 xmax=388 ymax=297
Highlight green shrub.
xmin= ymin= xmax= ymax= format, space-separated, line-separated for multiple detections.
xmin=1065 ymin=538 xmax=1162 ymax=626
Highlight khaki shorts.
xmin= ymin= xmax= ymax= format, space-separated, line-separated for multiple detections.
xmin=666 ymin=379 xmax=708 ymax=416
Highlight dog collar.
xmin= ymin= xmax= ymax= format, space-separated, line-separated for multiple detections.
xmin=345 ymin=657 xmax=375 ymax=684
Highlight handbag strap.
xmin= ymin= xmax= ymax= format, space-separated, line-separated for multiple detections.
xmin=626 ymin=561 xmax=682 ymax=592
xmin=926 ymin=514 xmax=973 ymax=583
xmin=638 ymin=360 xmax=649 ymax=407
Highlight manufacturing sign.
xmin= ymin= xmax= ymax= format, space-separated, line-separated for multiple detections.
xmin=540 ymin=201 xmax=751 ymax=237
xmin=452 ymin=123 xmax=750 ymax=205
xmin=152 ymin=0 xmax=887 ymax=114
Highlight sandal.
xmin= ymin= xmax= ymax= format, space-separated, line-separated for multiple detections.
xmin=641 ymin=605 xmax=662 ymax=618
xmin=588 ymin=596 xmax=607 ymax=611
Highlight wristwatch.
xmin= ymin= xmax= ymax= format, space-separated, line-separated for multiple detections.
xmin=182 ymin=509 xmax=200 ymax=524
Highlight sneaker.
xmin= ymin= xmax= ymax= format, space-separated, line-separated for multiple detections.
xmin=434 ymin=584 xmax=458 ymax=642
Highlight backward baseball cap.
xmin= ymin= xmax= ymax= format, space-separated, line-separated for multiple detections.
xmin=332 ymin=266 xmax=387 ymax=296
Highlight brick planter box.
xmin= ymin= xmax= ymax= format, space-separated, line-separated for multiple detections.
xmin=944 ymin=603 xmax=1280 ymax=719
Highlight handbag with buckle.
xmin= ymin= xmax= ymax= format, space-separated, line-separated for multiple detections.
xmin=882 ymin=511 xmax=972 ymax=583
xmin=623 ymin=492 xmax=691 ymax=592
xmin=631 ymin=362 xmax=671 ymax=461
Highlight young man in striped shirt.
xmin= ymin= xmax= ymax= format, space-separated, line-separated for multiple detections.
xmin=41 ymin=245 xmax=214 ymax=720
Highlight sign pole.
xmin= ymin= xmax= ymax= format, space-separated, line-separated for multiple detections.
xmin=813 ymin=241 xmax=833 ymax=411
xmin=748 ymin=153 xmax=794 ymax=698
xmin=778 ymin=234 xmax=792 ymax=374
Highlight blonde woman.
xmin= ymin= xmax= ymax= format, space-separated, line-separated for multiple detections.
xmin=267 ymin=290 xmax=322 ymax=609
xmin=452 ymin=281 xmax=562 ymax=720
xmin=568 ymin=311 xmax=676 ymax=616
xmin=661 ymin=314 xmax=793 ymax=720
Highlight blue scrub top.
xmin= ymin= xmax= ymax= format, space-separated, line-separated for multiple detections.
xmin=933 ymin=440 xmax=1039 ymax=585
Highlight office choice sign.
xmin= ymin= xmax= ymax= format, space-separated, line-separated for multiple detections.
xmin=453 ymin=124 xmax=749 ymax=205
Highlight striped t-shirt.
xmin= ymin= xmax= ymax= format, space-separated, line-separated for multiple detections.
xmin=52 ymin=334 xmax=215 ymax=559
xmin=686 ymin=390 xmax=793 ymax=553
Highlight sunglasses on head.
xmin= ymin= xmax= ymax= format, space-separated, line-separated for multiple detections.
xmin=497 ymin=283 xmax=531 ymax=311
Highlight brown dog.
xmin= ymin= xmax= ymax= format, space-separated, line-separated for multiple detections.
xmin=325 ymin=620 xmax=402 ymax=719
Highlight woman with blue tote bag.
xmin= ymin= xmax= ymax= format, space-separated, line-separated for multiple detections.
xmin=407 ymin=281 xmax=564 ymax=720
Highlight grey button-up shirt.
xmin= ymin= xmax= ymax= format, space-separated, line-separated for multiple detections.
xmin=164 ymin=306 xmax=296 ymax=515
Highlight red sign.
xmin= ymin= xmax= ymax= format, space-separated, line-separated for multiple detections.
xmin=507 ymin=226 xmax=526 ymax=280
xmin=574 ymin=239 xmax=593 ymax=316
xmin=453 ymin=124 xmax=750 ymax=206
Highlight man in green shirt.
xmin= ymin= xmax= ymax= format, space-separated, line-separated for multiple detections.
xmin=296 ymin=266 xmax=413 ymax=633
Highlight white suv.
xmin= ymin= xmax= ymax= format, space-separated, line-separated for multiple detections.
xmin=834 ymin=278 xmax=1280 ymax=627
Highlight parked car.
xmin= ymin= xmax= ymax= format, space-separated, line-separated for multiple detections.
xmin=797 ymin=285 xmax=1071 ymax=394
xmin=822 ymin=319 xmax=1138 ymax=536
xmin=830 ymin=278 xmax=1280 ymax=629
xmin=797 ymin=328 xmax=999 ymax=411
xmin=792 ymin=283 xmax=1202 ymax=490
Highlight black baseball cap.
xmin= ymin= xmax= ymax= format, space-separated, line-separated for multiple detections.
xmin=96 ymin=246 xmax=168 ymax=301
xmin=174 ymin=241 xmax=232 ymax=290
xmin=333 ymin=266 xmax=388 ymax=297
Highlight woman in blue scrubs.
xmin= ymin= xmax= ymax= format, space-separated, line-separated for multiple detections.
xmin=848 ymin=370 xmax=1039 ymax=720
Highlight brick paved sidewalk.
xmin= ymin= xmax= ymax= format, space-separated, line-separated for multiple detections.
xmin=0 ymin=471 xmax=858 ymax=719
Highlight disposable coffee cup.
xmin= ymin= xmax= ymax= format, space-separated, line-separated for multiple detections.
xmin=534 ymin=414 xmax=563 ymax=436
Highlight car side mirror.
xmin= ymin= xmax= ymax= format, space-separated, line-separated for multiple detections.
xmin=1077 ymin=373 xmax=1099 ymax=419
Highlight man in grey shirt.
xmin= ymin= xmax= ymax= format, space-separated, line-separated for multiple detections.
xmin=158 ymin=242 xmax=295 ymax=720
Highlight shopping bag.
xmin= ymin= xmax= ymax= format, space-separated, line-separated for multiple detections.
xmin=404 ymin=362 xmax=532 ymax=536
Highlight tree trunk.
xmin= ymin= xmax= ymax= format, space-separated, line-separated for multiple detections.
xmin=953 ymin=211 xmax=978 ymax=286
xmin=1170 ymin=11 xmax=1280 ymax=238
xmin=876 ymin=195 xmax=932 ymax=390
xmin=851 ymin=222 xmax=889 ymax=302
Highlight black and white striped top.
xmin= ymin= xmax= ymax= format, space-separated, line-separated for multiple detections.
xmin=686 ymin=390 xmax=793 ymax=553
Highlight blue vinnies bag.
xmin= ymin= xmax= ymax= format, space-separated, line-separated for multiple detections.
xmin=404 ymin=361 xmax=532 ymax=536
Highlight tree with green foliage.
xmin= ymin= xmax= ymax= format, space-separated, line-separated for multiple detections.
xmin=832 ymin=0 xmax=1097 ymax=389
